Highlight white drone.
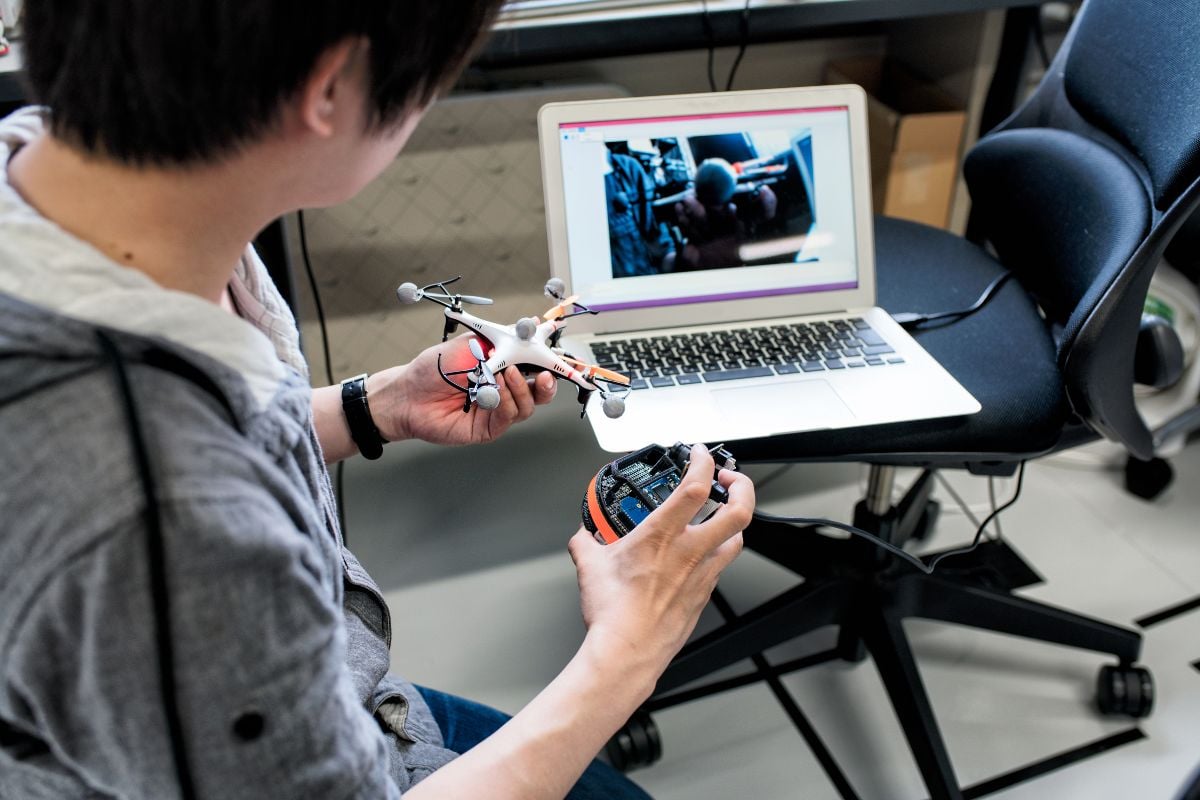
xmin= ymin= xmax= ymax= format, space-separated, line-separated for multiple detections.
xmin=396 ymin=277 xmax=631 ymax=419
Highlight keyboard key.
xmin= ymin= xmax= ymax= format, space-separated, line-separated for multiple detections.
xmin=865 ymin=357 xmax=885 ymax=366
xmin=851 ymin=318 xmax=870 ymax=329
xmin=676 ymin=373 xmax=702 ymax=385
xmin=800 ymin=361 xmax=825 ymax=372
xmin=847 ymin=360 xmax=866 ymax=368
xmin=887 ymin=357 xmax=906 ymax=364
xmin=774 ymin=363 xmax=800 ymax=375
xmin=826 ymin=359 xmax=845 ymax=370
xmin=857 ymin=329 xmax=886 ymax=347
xmin=862 ymin=344 xmax=895 ymax=355
xmin=650 ymin=376 xmax=676 ymax=388
xmin=702 ymin=366 xmax=774 ymax=382
xmin=630 ymin=378 xmax=649 ymax=390
xmin=822 ymin=350 xmax=842 ymax=360
xmin=841 ymin=347 xmax=861 ymax=357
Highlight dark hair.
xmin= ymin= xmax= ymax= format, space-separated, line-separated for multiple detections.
xmin=23 ymin=1 xmax=504 ymax=165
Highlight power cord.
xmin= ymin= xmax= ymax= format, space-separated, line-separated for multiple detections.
xmin=296 ymin=209 xmax=348 ymax=537
xmin=700 ymin=0 xmax=718 ymax=92
xmin=699 ymin=0 xmax=753 ymax=92
xmin=987 ymin=475 xmax=1004 ymax=539
xmin=724 ymin=0 xmax=753 ymax=91
xmin=752 ymin=462 xmax=1026 ymax=575
xmin=891 ymin=271 xmax=1013 ymax=330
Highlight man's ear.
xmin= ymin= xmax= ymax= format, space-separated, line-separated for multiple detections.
xmin=298 ymin=38 xmax=363 ymax=139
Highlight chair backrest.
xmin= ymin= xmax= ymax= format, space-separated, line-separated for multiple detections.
xmin=962 ymin=0 xmax=1200 ymax=459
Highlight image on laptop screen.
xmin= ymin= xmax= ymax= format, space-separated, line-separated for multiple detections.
xmin=556 ymin=105 xmax=859 ymax=312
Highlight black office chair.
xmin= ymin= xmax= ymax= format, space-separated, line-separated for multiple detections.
xmin=613 ymin=2 xmax=1200 ymax=797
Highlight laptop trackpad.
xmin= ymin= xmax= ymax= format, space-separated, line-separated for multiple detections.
xmin=713 ymin=380 xmax=856 ymax=434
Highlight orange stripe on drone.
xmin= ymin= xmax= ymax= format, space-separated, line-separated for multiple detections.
xmin=543 ymin=294 xmax=581 ymax=321
xmin=562 ymin=356 xmax=631 ymax=386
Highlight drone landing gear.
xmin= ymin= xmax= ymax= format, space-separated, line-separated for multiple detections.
xmin=576 ymin=385 xmax=589 ymax=417
xmin=437 ymin=350 xmax=499 ymax=413
xmin=442 ymin=317 xmax=459 ymax=342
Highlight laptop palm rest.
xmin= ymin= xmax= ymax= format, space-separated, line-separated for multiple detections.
xmin=712 ymin=380 xmax=856 ymax=435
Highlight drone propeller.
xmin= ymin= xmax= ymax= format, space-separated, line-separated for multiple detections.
xmin=459 ymin=295 xmax=494 ymax=305
xmin=396 ymin=277 xmax=494 ymax=308
xmin=468 ymin=337 xmax=497 ymax=384
xmin=561 ymin=355 xmax=630 ymax=386
xmin=424 ymin=290 xmax=493 ymax=306
xmin=588 ymin=365 xmax=632 ymax=386
xmin=544 ymin=294 xmax=581 ymax=321
xmin=544 ymin=277 xmax=566 ymax=300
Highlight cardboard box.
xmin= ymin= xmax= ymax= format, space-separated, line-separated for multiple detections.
xmin=825 ymin=57 xmax=967 ymax=230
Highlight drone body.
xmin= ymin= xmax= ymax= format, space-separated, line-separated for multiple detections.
xmin=397 ymin=277 xmax=630 ymax=419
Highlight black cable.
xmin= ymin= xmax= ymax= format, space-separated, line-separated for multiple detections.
xmin=296 ymin=209 xmax=348 ymax=537
xmin=891 ymin=271 xmax=1014 ymax=330
xmin=297 ymin=210 xmax=333 ymax=388
xmin=987 ymin=475 xmax=1004 ymax=540
xmin=753 ymin=462 xmax=1026 ymax=575
xmin=96 ymin=330 xmax=199 ymax=800
xmin=700 ymin=0 xmax=718 ymax=92
xmin=724 ymin=0 xmax=753 ymax=91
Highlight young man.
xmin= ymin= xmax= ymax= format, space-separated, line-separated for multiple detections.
xmin=0 ymin=2 xmax=753 ymax=798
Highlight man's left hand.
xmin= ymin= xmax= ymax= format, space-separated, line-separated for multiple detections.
xmin=369 ymin=335 xmax=558 ymax=447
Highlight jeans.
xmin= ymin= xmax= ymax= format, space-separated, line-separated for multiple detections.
xmin=416 ymin=686 xmax=653 ymax=799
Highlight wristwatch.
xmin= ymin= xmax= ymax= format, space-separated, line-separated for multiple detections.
xmin=340 ymin=374 xmax=386 ymax=460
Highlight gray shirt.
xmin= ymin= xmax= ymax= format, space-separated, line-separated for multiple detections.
xmin=0 ymin=110 xmax=457 ymax=798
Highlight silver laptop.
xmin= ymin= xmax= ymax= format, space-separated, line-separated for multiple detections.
xmin=537 ymin=86 xmax=979 ymax=453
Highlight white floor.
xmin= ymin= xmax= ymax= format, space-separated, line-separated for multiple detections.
xmin=343 ymin=397 xmax=1200 ymax=799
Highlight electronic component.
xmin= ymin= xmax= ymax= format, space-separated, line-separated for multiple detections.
xmin=582 ymin=442 xmax=736 ymax=544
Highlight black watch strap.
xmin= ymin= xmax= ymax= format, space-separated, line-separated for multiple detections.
xmin=340 ymin=374 xmax=386 ymax=460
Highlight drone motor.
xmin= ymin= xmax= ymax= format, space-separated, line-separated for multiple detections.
xmin=582 ymin=442 xmax=736 ymax=544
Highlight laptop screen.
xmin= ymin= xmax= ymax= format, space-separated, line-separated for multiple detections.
xmin=555 ymin=105 xmax=859 ymax=313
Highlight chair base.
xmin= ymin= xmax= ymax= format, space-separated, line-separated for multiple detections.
xmin=646 ymin=471 xmax=1149 ymax=800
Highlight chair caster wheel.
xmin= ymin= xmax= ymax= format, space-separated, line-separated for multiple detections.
xmin=1096 ymin=664 xmax=1154 ymax=718
xmin=604 ymin=709 xmax=662 ymax=773
xmin=1124 ymin=456 xmax=1173 ymax=500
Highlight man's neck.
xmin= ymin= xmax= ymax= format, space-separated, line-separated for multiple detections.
xmin=7 ymin=134 xmax=284 ymax=304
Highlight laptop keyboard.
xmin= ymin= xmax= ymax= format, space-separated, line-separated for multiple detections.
xmin=589 ymin=318 xmax=906 ymax=390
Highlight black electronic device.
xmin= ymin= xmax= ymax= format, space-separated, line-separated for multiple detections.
xmin=582 ymin=442 xmax=736 ymax=544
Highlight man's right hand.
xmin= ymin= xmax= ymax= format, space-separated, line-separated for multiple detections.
xmin=567 ymin=444 xmax=755 ymax=694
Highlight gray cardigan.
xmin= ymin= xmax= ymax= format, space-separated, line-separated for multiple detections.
xmin=0 ymin=294 xmax=457 ymax=798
